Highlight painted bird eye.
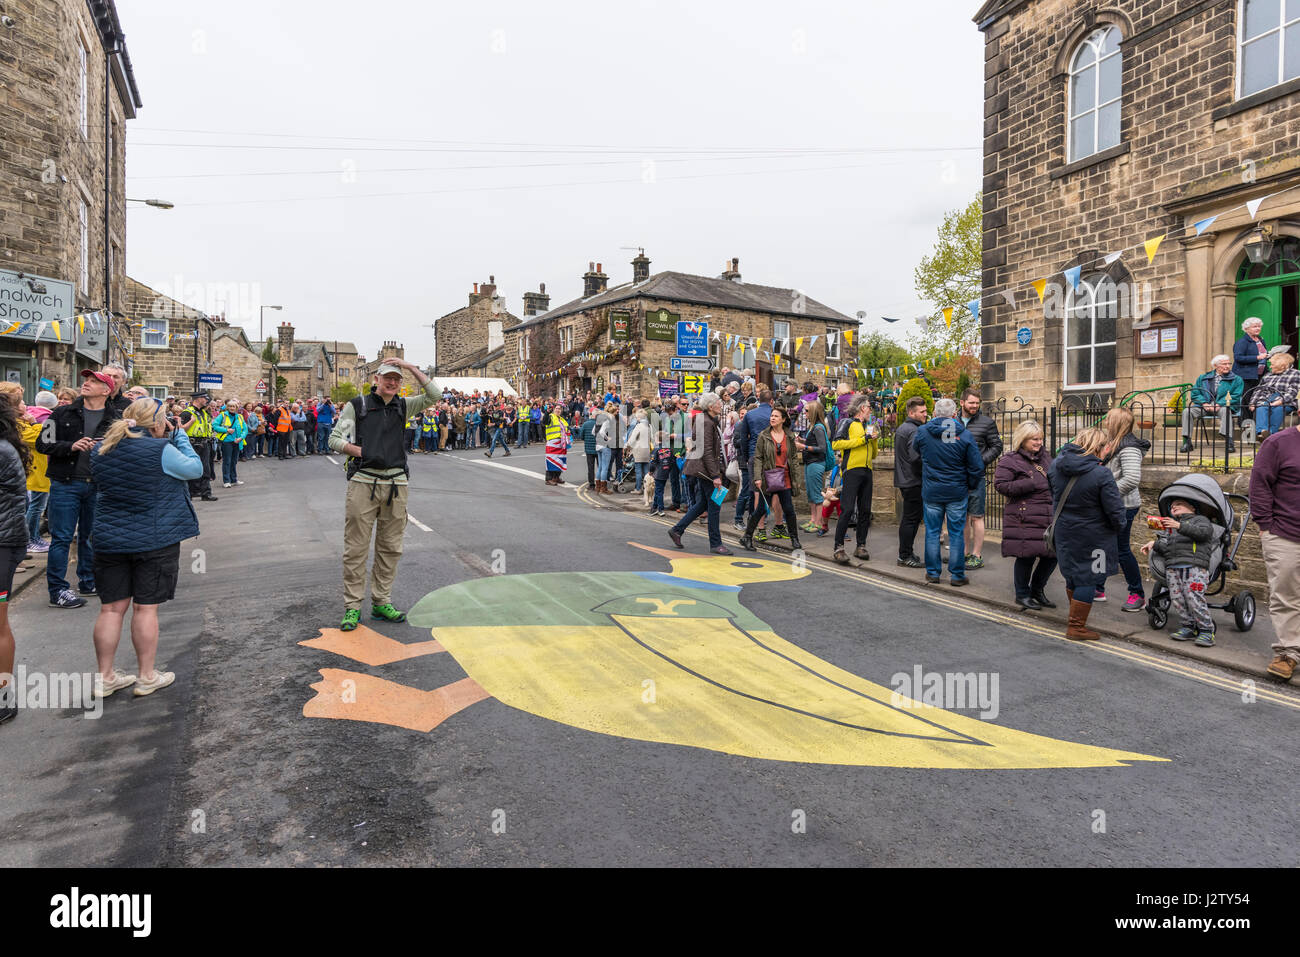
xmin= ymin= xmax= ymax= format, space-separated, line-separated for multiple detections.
xmin=731 ymin=561 xmax=762 ymax=569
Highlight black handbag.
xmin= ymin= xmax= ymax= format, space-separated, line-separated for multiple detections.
xmin=1043 ymin=476 xmax=1079 ymax=556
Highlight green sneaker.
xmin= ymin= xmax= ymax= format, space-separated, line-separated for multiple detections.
xmin=964 ymin=555 xmax=985 ymax=570
xmin=340 ymin=609 xmax=361 ymax=632
xmin=754 ymin=528 xmax=768 ymax=542
xmin=1170 ymin=625 xmax=1195 ymax=641
xmin=371 ymin=603 xmax=407 ymax=623
xmin=1194 ymin=630 xmax=1216 ymax=647
xmin=771 ymin=524 xmax=789 ymax=540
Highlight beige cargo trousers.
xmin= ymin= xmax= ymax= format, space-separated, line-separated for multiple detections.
xmin=343 ymin=478 xmax=408 ymax=610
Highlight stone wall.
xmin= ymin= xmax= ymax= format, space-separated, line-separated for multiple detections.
xmin=0 ymin=0 xmax=132 ymax=314
xmin=211 ymin=334 xmax=272 ymax=403
xmin=980 ymin=0 xmax=1300 ymax=408
xmin=122 ymin=278 xmax=212 ymax=396
xmin=434 ymin=282 xmax=520 ymax=375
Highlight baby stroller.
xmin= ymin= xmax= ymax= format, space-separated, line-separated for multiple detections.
xmin=1145 ymin=473 xmax=1256 ymax=633
xmin=609 ymin=448 xmax=638 ymax=493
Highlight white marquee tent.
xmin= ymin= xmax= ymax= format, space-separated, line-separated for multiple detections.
xmin=430 ymin=376 xmax=518 ymax=397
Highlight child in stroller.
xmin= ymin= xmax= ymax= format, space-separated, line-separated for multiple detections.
xmin=1141 ymin=472 xmax=1257 ymax=642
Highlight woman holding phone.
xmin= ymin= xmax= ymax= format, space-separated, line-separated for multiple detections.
xmin=740 ymin=405 xmax=805 ymax=552
xmin=666 ymin=392 xmax=731 ymax=554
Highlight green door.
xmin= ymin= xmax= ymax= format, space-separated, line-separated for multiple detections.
xmin=1235 ymin=285 xmax=1281 ymax=344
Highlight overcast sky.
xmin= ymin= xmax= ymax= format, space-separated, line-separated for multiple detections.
xmin=119 ymin=0 xmax=985 ymax=367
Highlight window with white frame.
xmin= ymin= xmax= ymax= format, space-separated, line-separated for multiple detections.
xmin=78 ymin=199 xmax=89 ymax=294
xmin=142 ymin=317 xmax=168 ymax=349
xmin=1068 ymin=26 xmax=1123 ymax=163
xmin=1064 ymin=275 xmax=1118 ymax=387
xmin=518 ymin=337 xmax=525 ymax=361
xmin=559 ymin=326 xmax=573 ymax=352
xmin=78 ymin=39 xmax=88 ymax=138
xmin=773 ymin=320 xmax=791 ymax=354
xmin=826 ymin=328 xmax=841 ymax=360
xmin=1240 ymin=0 xmax=1300 ymax=97
xmin=147 ymin=386 xmax=168 ymax=400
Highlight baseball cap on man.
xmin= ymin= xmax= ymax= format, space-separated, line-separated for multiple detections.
xmin=376 ymin=363 xmax=403 ymax=376
xmin=81 ymin=369 xmax=114 ymax=388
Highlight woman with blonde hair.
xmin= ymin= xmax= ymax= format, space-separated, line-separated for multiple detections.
xmin=88 ymin=398 xmax=203 ymax=697
xmin=1047 ymin=426 xmax=1126 ymax=640
xmin=993 ymin=419 xmax=1057 ymax=611
xmin=1101 ymin=407 xmax=1150 ymax=610
xmin=800 ymin=399 xmax=832 ymax=533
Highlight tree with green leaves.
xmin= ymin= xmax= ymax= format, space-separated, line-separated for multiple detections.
xmin=262 ymin=338 xmax=277 ymax=363
xmin=331 ymin=381 xmax=359 ymax=404
xmin=856 ymin=331 xmax=912 ymax=386
xmin=909 ymin=192 xmax=982 ymax=361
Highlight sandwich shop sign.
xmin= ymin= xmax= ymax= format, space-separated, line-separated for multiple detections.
xmin=0 ymin=269 xmax=105 ymax=362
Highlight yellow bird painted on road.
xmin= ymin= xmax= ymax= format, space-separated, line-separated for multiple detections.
xmin=301 ymin=543 xmax=1166 ymax=770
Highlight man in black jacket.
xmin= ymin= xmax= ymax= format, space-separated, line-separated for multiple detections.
xmin=35 ymin=369 xmax=122 ymax=608
xmin=958 ymin=388 xmax=1003 ymax=570
xmin=893 ymin=396 xmax=929 ymax=567
xmin=102 ymin=363 xmax=131 ymax=413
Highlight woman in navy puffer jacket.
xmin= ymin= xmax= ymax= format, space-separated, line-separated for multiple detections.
xmin=0 ymin=396 xmax=33 ymax=725
xmin=89 ymin=398 xmax=203 ymax=699
xmin=1048 ymin=427 xmax=1126 ymax=642
xmin=993 ymin=419 xmax=1057 ymax=612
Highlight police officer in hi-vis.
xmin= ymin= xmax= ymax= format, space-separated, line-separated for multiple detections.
xmin=179 ymin=391 xmax=218 ymax=502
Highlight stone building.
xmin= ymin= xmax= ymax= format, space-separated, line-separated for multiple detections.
xmin=122 ymin=277 xmax=215 ymax=398
xmin=433 ymin=276 xmax=521 ymax=375
xmin=295 ymin=338 xmax=358 ymax=392
xmin=210 ymin=321 xmax=272 ymax=402
xmin=0 ymin=0 xmax=143 ymax=394
xmin=502 ymin=255 xmax=858 ymax=400
xmin=354 ymin=339 xmax=421 ymax=394
xmin=975 ymin=0 xmax=1300 ymax=408
xmin=272 ymin=321 xmax=333 ymax=401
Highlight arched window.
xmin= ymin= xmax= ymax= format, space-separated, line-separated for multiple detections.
xmin=1065 ymin=275 xmax=1118 ymax=388
xmin=1239 ymin=0 xmax=1300 ymax=97
xmin=1068 ymin=26 xmax=1123 ymax=163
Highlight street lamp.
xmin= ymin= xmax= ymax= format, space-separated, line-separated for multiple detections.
xmin=1244 ymin=224 xmax=1276 ymax=265
xmin=260 ymin=304 xmax=282 ymax=344
xmin=125 ymin=198 xmax=175 ymax=209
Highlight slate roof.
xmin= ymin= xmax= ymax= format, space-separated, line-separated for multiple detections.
xmin=446 ymin=345 xmax=505 ymax=373
xmin=511 ymin=270 xmax=856 ymax=331
xmin=213 ymin=326 xmax=252 ymax=349
xmin=297 ymin=339 xmax=359 ymax=355
xmin=278 ymin=342 xmax=335 ymax=371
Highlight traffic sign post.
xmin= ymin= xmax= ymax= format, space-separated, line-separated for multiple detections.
xmin=670 ymin=356 xmax=717 ymax=372
xmin=255 ymin=379 xmax=268 ymax=394
xmin=682 ymin=374 xmax=705 ymax=395
xmin=675 ymin=321 xmax=709 ymax=358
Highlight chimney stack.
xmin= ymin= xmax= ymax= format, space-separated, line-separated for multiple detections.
xmin=631 ymin=250 xmax=651 ymax=284
xmin=583 ymin=261 xmax=609 ymax=298
xmin=721 ymin=257 xmax=742 ymax=282
xmin=277 ymin=321 xmax=295 ymax=363
xmin=522 ymin=282 xmax=551 ymax=317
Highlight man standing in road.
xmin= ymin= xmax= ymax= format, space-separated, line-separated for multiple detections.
xmin=179 ymin=391 xmax=219 ymax=502
xmin=315 ymin=398 xmax=335 ymax=454
xmin=330 ymin=358 xmax=442 ymax=631
xmin=36 ymin=369 xmax=122 ymax=608
xmin=957 ymin=388 xmax=1003 ymax=571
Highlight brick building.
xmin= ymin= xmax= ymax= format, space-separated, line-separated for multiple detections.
xmin=122 ymin=277 xmax=214 ymax=398
xmin=210 ymin=321 xmax=272 ymax=402
xmin=975 ymin=0 xmax=1300 ymax=408
xmin=271 ymin=321 xmax=333 ymax=401
xmin=503 ymin=255 xmax=858 ymax=400
xmin=433 ymin=276 xmax=521 ymax=375
xmin=0 ymin=0 xmax=143 ymax=394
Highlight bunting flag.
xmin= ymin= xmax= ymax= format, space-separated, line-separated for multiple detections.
xmin=1032 ymin=279 xmax=1048 ymax=303
xmin=1001 ymin=290 xmax=1017 ymax=308
xmin=755 ymin=339 xmax=763 ymax=351
xmin=1246 ymin=197 xmax=1265 ymax=219
xmin=1103 ymin=251 xmax=1124 ymax=266
xmin=967 ymin=299 xmax=980 ymax=322
xmin=942 ymin=307 xmax=953 ymax=328
xmin=795 ymin=336 xmax=803 ymax=352
xmin=843 ymin=330 xmax=854 ymax=347
xmin=1192 ymin=215 xmax=1218 ymax=236
xmin=809 ymin=335 xmax=819 ymax=350
xmin=1064 ymin=265 xmax=1082 ymax=289
xmin=1144 ymin=234 xmax=1165 ymax=264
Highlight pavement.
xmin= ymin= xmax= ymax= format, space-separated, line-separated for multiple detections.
xmin=579 ymin=482 xmax=1285 ymax=682
xmin=3 ymin=443 xmax=1298 ymax=868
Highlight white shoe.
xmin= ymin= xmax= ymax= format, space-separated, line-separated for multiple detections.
xmin=133 ymin=671 xmax=175 ymax=697
xmin=223 ymin=482 xmax=231 ymax=488
xmin=98 ymin=671 xmax=137 ymax=697
xmin=235 ymin=480 xmax=245 ymax=485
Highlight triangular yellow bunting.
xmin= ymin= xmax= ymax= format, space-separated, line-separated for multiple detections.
xmin=1032 ymin=279 xmax=1048 ymax=302
xmin=1144 ymin=234 xmax=1165 ymax=264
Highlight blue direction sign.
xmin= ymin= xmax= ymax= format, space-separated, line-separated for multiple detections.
xmin=676 ymin=320 xmax=709 ymax=358
xmin=198 ymin=373 xmax=224 ymax=388
xmin=1016 ymin=326 xmax=1032 ymax=346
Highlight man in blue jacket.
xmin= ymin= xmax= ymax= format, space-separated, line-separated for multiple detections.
xmin=911 ymin=397 xmax=985 ymax=586
xmin=732 ymin=388 xmax=775 ymax=531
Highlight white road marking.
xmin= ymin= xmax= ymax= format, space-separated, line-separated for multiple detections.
xmin=327 ymin=456 xmax=339 ymax=466
xmin=407 ymin=513 xmax=433 ymax=532
xmin=465 ymin=457 xmax=546 ymax=481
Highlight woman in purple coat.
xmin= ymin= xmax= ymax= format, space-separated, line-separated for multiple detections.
xmin=993 ymin=420 xmax=1058 ymax=611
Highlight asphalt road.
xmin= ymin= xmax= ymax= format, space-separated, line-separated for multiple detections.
xmin=3 ymin=443 xmax=1298 ymax=867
